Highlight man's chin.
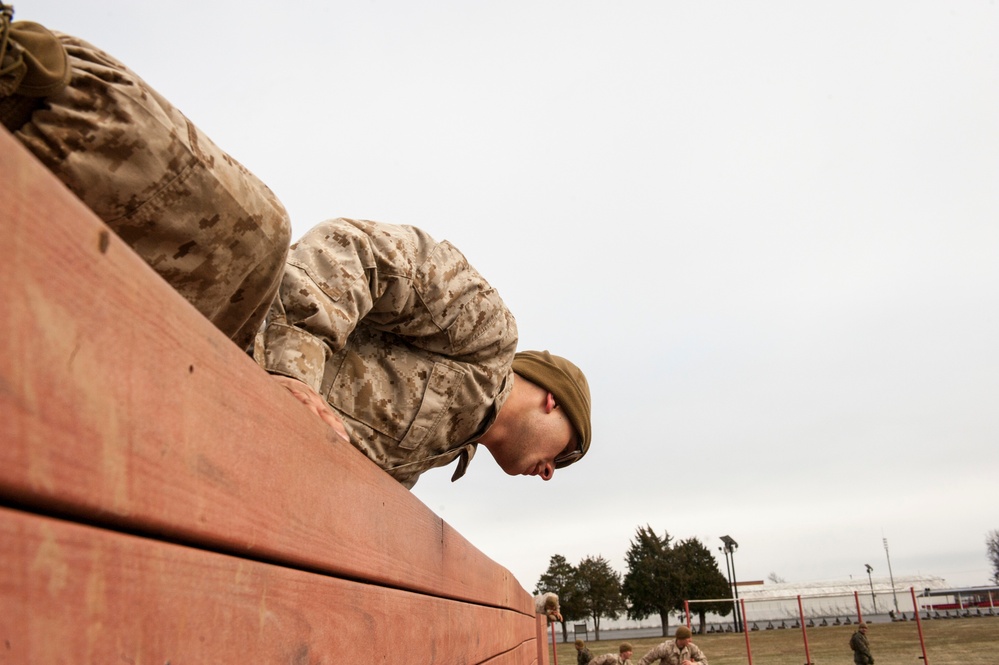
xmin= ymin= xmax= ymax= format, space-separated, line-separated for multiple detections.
xmin=500 ymin=462 xmax=531 ymax=477
xmin=489 ymin=456 xmax=520 ymax=477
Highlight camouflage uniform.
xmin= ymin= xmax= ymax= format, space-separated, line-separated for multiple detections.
xmin=850 ymin=629 xmax=873 ymax=665
xmin=3 ymin=24 xmax=291 ymax=350
xmin=636 ymin=640 xmax=709 ymax=665
xmin=589 ymin=654 xmax=631 ymax=665
xmin=258 ymin=218 xmax=518 ymax=488
xmin=535 ymin=592 xmax=561 ymax=621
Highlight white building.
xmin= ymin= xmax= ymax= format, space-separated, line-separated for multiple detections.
xmin=690 ymin=574 xmax=949 ymax=629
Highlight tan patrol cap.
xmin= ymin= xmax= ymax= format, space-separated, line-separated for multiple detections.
xmin=511 ymin=350 xmax=591 ymax=464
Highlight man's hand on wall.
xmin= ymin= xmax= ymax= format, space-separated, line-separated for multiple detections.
xmin=270 ymin=374 xmax=350 ymax=445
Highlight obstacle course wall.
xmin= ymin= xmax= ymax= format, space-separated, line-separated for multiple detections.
xmin=0 ymin=128 xmax=548 ymax=664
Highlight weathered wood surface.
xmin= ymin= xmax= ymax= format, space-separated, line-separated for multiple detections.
xmin=0 ymin=507 xmax=536 ymax=663
xmin=0 ymin=128 xmax=541 ymax=662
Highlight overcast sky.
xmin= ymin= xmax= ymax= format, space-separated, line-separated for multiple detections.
xmin=25 ymin=1 xmax=998 ymax=603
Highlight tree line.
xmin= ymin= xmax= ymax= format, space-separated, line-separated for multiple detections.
xmin=534 ymin=525 xmax=733 ymax=642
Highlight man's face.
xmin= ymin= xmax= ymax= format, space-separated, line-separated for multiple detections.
xmin=621 ymin=650 xmax=633 ymax=660
xmin=676 ymin=637 xmax=691 ymax=649
xmin=487 ymin=392 xmax=578 ymax=481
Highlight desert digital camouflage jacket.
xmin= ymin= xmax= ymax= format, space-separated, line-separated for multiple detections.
xmin=258 ymin=218 xmax=518 ymax=488
xmin=637 ymin=640 xmax=708 ymax=665
xmin=589 ymin=654 xmax=630 ymax=665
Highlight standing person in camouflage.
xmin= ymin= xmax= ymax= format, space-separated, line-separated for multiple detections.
xmin=636 ymin=626 xmax=709 ymax=665
xmin=575 ymin=640 xmax=593 ymax=665
xmin=1 ymin=6 xmax=291 ymax=351
xmin=257 ymin=218 xmax=592 ymax=488
xmin=849 ymin=622 xmax=874 ymax=665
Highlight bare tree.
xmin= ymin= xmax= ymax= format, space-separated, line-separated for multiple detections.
xmin=767 ymin=572 xmax=786 ymax=584
xmin=987 ymin=529 xmax=999 ymax=585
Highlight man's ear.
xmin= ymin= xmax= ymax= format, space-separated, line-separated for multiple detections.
xmin=545 ymin=392 xmax=556 ymax=413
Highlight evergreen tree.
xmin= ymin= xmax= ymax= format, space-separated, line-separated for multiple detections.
xmin=673 ymin=537 xmax=732 ymax=634
xmin=622 ymin=525 xmax=678 ymax=636
xmin=576 ymin=555 xmax=625 ymax=641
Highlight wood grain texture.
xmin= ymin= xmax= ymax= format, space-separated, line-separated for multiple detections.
xmin=482 ymin=642 xmax=541 ymax=665
xmin=0 ymin=507 xmax=536 ymax=664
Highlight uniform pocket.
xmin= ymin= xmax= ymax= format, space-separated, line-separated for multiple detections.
xmin=397 ymin=362 xmax=462 ymax=451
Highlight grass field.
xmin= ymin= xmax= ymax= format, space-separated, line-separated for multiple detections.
xmin=552 ymin=617 xmax=999 ymax=665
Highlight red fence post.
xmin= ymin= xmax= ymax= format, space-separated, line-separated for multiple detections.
xmin=797 ymin=595 xmax=813 ymax=665
xmin=550 ymin=621 xmax=558 ymax=665
xmin=740 ymin=598 xmax=753 ymax=665
xmin=855 ymin=590 xmax=864 ymax=623
xmin=910 ymin=587 xmax=930 ymax=665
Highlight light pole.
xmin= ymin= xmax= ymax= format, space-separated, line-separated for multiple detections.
xmin=883 ymin=538 xmax=899 ymax=614
xmin=719 ymin=545 xmax=734 ymax=631
xmin=719 ymin=545 xmax=735 ymax=632
xmin=865 ymin=564 xmax=877 ymax=613
xmin=721 ymin=535 xmax=741 ymax=632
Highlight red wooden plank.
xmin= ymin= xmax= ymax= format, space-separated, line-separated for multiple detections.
xmin=537 ymin=614 xmax=553 ymax=665
xmin=0 ymin=128 xmax=531 ymax=615
xmin=0 ymin=506 xmax=536 ymax=663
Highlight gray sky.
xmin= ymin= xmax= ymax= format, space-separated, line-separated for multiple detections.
xmin=25 ymin=1 xmax=998 ymax=598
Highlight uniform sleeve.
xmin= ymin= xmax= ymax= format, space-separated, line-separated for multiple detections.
xmin=260 ymin=218 xmax=515 ymax=391
xmin=691 ymin=643 xmax=708 ymax=664
xmin=636 ymin=643 xmax=665 ymax=665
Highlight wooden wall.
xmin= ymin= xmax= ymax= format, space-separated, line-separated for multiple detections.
xmin=0 ymin=128 xmax=550 ymax=664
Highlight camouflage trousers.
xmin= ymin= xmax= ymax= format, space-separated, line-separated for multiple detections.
xmin=10 ymin=32 xmax=291 ymax=350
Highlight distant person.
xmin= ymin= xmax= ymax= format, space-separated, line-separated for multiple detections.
xmin=1 ymin=6 xmax=291 ymax=352
xmin=575 ymin=639 xmax=593 ymax=665
xmin=849 ymin=622 xmax=874 ymax=665
xmin=636 ymin=626 xmax=708 ymax=665
xmin=589 ymin=643 xmax=633 ymax=665
xmin=535 ymin=592 xmax=563 ymax=623
xmin=258 ymin=219 xmax=593 ymax=488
